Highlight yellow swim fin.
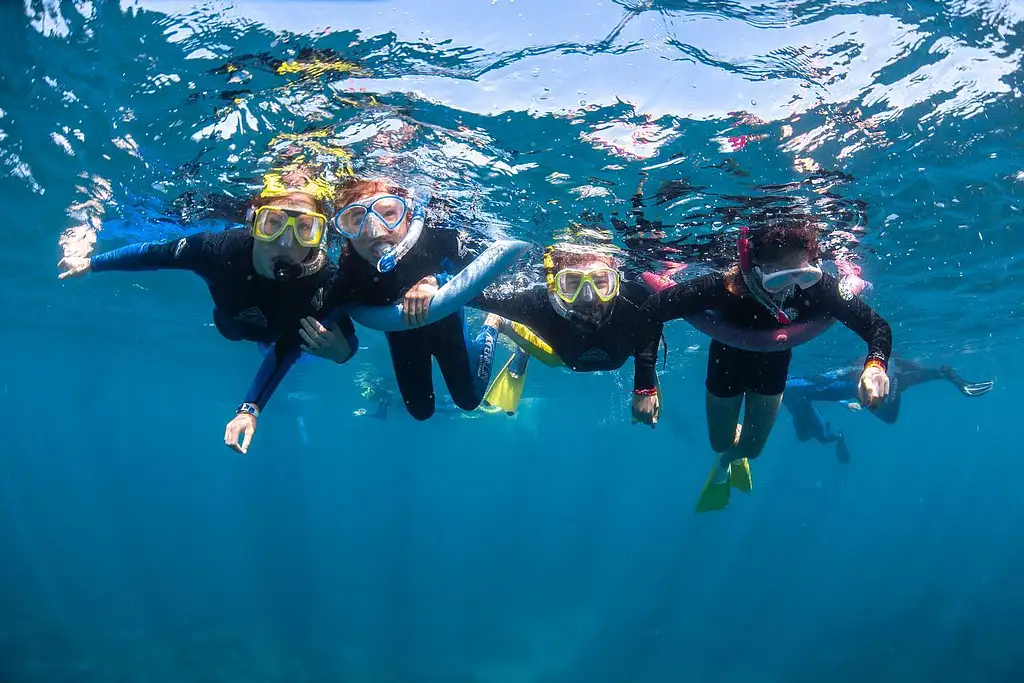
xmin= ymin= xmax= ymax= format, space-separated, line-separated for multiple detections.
xmin=483 ymin=352 xmax=530 ymax=415
xmin=729 ymin=458 xmax=753 ymax=493
xmin=695 ymin=464 xmax=731 ymax=513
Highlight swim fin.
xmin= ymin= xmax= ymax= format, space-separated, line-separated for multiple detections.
xmin=729 ymin=458 xmax=753 ymax=493
xmin=695 ymin=463 xmax=731 ymax=513
xmin=483 ymin=350 xmax=530 ymax=415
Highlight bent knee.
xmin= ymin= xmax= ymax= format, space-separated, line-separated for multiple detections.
xmin=404 ymin=398 xmax=435 ymax=421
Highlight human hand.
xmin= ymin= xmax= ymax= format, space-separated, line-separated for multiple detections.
xmin=403 ymin=275 xmax=438 ymax=327
xmin=631 ymin=392 xmax=659 ymax=428
xmin=224 ymin=411 xmax=257 ymax=454
xmin=857 ymin=364 xmax=890 ymax=409
xmin=299 ymin=317 xmax=353 ymax=363
xmin=58 ymin=256 xmax=92 ymax=279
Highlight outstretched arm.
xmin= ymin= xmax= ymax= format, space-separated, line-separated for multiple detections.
xmin=62 ymin=231 xmax=232 ymax=278
xmin=643 ymin=273 xmax=730 ymax=323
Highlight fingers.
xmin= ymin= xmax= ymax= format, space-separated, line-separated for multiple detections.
xmin=414 ymin=294 xmax=427 ymax=326
xmin=240 ymin=424 xmax=254 ymax=454
xmin=225 ymin=424 xmax=244 ymax=454
xmin=402 ymin=292 xmax=415 ymax=327
xmin=301 ymin=316 xmax=328 ymax=336
xmin=225 ymin=416 xmax=256 ymax=454
xmin=402 ymin=291 xmax=429 ymax=327
xmin=298 ymin=317 xmax=333 ymax=350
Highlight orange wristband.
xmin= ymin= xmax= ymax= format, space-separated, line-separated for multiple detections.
xmin=864 ymin=359 xmax=887 ymax=373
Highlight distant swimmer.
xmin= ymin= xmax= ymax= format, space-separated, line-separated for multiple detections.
xmin=783 ymin=358 xmax=994 ymax=463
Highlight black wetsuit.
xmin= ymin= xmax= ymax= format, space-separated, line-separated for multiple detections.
xmin=89 ymin=229 xmax=358 ymax=409
xmin=326 ymin=226 xmax=499 ymax=421
xmin=645 ymin=271 xmax=892 ymax=397
xmin=473 ymin=281 xmax=663 ymax=390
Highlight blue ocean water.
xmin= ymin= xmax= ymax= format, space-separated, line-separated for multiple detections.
xmin=2 ymin=0 xmax=1022 ymax=680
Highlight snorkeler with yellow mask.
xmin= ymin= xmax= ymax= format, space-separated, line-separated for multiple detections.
xmin=472 ymin=240 xmax=662 ymax=426
xmin=58 ymin=173 xmax=359 ymax=455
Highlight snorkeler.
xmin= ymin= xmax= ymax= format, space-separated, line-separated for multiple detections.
xmin=324 ymin=176 xmax=501 ymax=421
xmin=783 ymin=358 xmax=993 ymax=463
xmin=58 ymin=174 xmax=359 ymax=454
xmin=643 ymin=221 xmax=892 ymax=512
xmin=471 ymin=241 xmax=662 ymax=426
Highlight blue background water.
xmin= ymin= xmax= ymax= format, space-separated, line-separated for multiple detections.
xmin=2 ymin=0 xmax=1022 ymax=681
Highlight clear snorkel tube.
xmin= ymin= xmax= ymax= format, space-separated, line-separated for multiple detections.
xmin=375 ymin=192 xmax=427 ymax=274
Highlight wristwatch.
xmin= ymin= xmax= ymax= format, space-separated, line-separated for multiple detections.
xmin=236 ymin=402 xmax=260 ymax=418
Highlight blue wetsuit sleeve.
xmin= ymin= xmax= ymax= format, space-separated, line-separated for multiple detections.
xmin=244 ymin=343 xmax=301 ymax=410
xmin=90 ymin=233 xmax=216 ymax=274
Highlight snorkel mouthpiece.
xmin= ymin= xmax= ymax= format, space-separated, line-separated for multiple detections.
xmin=272 ymin=257 xmax=302 ymax=281
xmin=377 ymin=246 xmax=399 ymax=273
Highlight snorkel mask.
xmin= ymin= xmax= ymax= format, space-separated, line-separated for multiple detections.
xmin=333 ymin=192 xmax=428 ymax=273
xmin=738 ymin=226 xmax=825 ymax=323
xmin=543 ymin=245 xmax=620 ymax=326
xmin=737 ymin=226 xmax=792 ymax=324
xmin=246 ymin=193 xmax=330 ymax=282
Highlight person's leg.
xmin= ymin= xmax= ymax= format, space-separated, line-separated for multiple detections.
xmin=938 ymin=365 xmax=995 ymax=397
xmin=782 ymin=386 xmax=837 ymax=444
xmin=719 ymin=348 xmax=792 ymax=464
xmin=731 ymin=392 xmax=785 ymax=462
xmin=434 ymin=312 xmax=499 ymax=411
xmin=894 ymin=363 xmax=944 ymax=391
xmin=386 ymin=330 xmax=436 ymax=421
xmin=704 ymin=341 xmax=745 ymax=455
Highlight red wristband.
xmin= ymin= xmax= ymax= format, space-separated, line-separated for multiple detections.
xmin=633 ymin=387 xmax=658 ymax=397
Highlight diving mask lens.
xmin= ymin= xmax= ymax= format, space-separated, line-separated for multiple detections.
xmin=760 ymin=265 xmax=823 ymax=293
xmin=252 ymin=207 xmax=326 ymax=247
xmin=555 ymin=267 xmax=620 ymax=304
xmin=334 ymin=195 xmax=408 ymax=239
